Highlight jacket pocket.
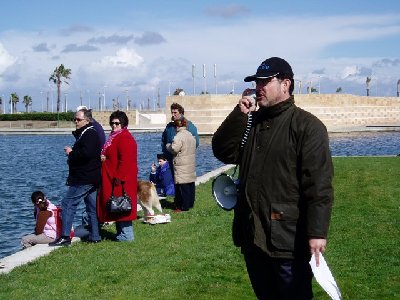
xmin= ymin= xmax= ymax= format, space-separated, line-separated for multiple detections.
xmin=270 ymin=202 xmax=299 ymax=251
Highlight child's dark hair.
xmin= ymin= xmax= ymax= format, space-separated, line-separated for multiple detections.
xmin=31 ymin=191 xmax=45 ymax=204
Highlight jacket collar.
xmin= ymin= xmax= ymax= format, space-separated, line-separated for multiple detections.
xmin=72 ymin=122 xmax=93 ymax=139
xmin=256 ymin=96 xmax=294 ymax=119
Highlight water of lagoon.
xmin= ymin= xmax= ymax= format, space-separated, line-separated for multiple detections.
xmin=0 ymin=131 xmax=399 ymax=260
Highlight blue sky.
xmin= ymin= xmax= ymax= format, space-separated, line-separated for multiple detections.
xmin=0 ymin=0 xmax=399 ymax=112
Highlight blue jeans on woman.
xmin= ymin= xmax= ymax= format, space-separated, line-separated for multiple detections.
xmin=115 ymin=221 xmax=134 ymax=241
xmin=61 ymin=184 xmax=101 ymax=241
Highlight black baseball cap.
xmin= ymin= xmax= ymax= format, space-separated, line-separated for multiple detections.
xmin=244 ymin=57 xmax=294 ymax=82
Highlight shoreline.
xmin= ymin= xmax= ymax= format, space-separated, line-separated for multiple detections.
xmin=0 ymin=127 xmax=399 ymax=136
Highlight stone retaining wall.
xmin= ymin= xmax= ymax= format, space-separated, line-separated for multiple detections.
xmin=1 ymin=94 xmax=399 ymax=134
xmin=166 ymin=94 xmax=400 ymax=133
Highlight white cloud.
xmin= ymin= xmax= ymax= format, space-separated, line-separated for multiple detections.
xmin=0 ymin=43 xmax=17 ymax=74
xmin=95 ymin=48 xmax=144 ymax=68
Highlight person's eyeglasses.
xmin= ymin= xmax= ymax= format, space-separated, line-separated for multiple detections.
xmin=74 ymin=118 xmax=85 ymax=122
xmin=110 ymin=122 xmax=121 ymax=126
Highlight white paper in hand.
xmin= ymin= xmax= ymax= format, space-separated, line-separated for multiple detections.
xmin=309 ymin=253 xmax=342 ymax=300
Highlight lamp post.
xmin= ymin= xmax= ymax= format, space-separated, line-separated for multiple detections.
xmin=40 ymin=91 xmax=44 ymax=112
xmin=203 ymin=64 xmax=207 ymax=94
xmin=192 ymin=64 xmax=196 ymax=95
xmin=64 ymin=93 xmax=68 ymax=112
xmin=366 ymin=77 xmax=371 ymax=96
xmin=294 ymin=79 xmax=302 ymax=94
xmin=125 ymin=89 xmax=129 ymax=111
xmin=157 ymin=87 xmax=160 ymax=109
xmin=87 ymin=89 xmax=91 ymax=109
xmin=103 ymin=85 xmax=107 ymax=111
xmin=214 ymin=63 xmax=218 ymax=94
xmin=318 ymin=75 xmax=321 ymax=94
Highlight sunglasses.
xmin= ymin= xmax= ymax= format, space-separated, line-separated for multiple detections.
xmin=74 ymin=118 xmax=85 ymax=122
xmin=255 ymin=73 xmax=280 ymax=86
xmin=110 ymin=121 xmax=121 ymax=126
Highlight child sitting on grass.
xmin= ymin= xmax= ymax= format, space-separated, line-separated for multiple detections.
xmin=21 ymin=191 xmax=57 ymax=248
xmin=149 ymin=153 xmax=175 ymax=197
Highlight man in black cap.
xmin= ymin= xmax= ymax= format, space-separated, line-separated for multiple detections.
xmin=212 ymin=57 xmax=334 ymax=299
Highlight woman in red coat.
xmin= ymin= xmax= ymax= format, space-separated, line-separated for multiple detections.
xmin=97 ymin=110 xmax=137 ymax=241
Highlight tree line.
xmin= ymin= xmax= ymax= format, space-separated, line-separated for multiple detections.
xmin=1 ymin=64 xmax=71 ymax=114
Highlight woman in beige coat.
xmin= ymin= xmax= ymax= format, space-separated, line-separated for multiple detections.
xmin=166 ymin=118 xmax=196 ymax=212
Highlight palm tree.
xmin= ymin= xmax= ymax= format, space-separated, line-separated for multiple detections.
xmin=336 ymin=87 xmax=342 ymax=93
xmin=23 ymin=95 xmax=32 ymax=113
xmin=49 ymin=64 xmax=71 ymax=113
xmin=10 ymin=92 xmax=19 ymax=113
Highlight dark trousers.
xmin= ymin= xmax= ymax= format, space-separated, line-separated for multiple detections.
xmin=242 ymin=245 xmax=313 ymax=300
xmin=174 ymin=182 xmax=195 ymax=211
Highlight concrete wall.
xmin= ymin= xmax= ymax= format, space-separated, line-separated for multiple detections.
xmin=92 ymin=110 xmax=138 ymax=127
xmin=166 ymin=94 xmax=400 ymax=134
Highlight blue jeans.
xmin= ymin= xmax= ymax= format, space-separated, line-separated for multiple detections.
xmin=115 ymin=221 xmax=134 ymax=241
xmin=61 ymin=185 xmax=101 ymax=241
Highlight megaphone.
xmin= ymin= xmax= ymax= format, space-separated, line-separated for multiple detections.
xmin=212 ymin=174 xmax=238 ymax=211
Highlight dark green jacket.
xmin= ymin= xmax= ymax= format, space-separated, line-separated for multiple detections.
xmin=212 ymin=96 xmax=333 ymax=259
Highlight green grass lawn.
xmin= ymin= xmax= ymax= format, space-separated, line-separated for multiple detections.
xmin=0 ymin=157 xmax=399 ymax=299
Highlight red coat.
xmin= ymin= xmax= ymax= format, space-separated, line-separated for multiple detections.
xmin=97 ymin=129 xmax=138 ymax=222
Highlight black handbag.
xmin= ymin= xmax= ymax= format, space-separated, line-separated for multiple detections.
xmin=107 ymin=179 xmax=132 ymax=213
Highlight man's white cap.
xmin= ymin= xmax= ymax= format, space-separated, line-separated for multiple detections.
xmin=76 ymin=105 xmax=88 ymax=111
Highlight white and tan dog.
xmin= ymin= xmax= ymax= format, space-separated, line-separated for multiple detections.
xmin=137 ymin=180 xmax=163 ymax=216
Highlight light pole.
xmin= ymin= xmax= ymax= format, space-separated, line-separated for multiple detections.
xmin=366 ymin=77 xmax=371 ymax=96
xmin=318 ymin=75 xmax=321 ymax=94
xmin=125 ymin=89 xmax=129 ymax=111
xmin=40 ymin=91 xmax=44 ymax=112
xmin=214 ymin=63 xmax=218 ymax=94
xmin=397 ymin=80 xmax=400 ymax=97
xmin=103 ymin=85 xmax=107 ymax=111
xmin=157 ymin=87 xmax=160 ymax=109
xmin=64 ymin=93 xmax=68 ymax=112
xmin=192 ymin=64 xmax=196 ymax=95
xmin=203 ymin=64 xmax=207 ymax=94
xmin=294 ymin=79 xmax=302 ymax=94
xmin=87 ymin=90 xmax=91 ymax=109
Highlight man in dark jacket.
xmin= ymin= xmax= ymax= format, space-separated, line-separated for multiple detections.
xmin=50 ymin=109 xmax=102 ymax=246
xmin=212 ymin=57 xmax=334 ymax=299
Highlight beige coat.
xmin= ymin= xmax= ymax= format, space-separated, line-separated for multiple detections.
xmin=166 ymin=127 xmax=196 ymax=184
